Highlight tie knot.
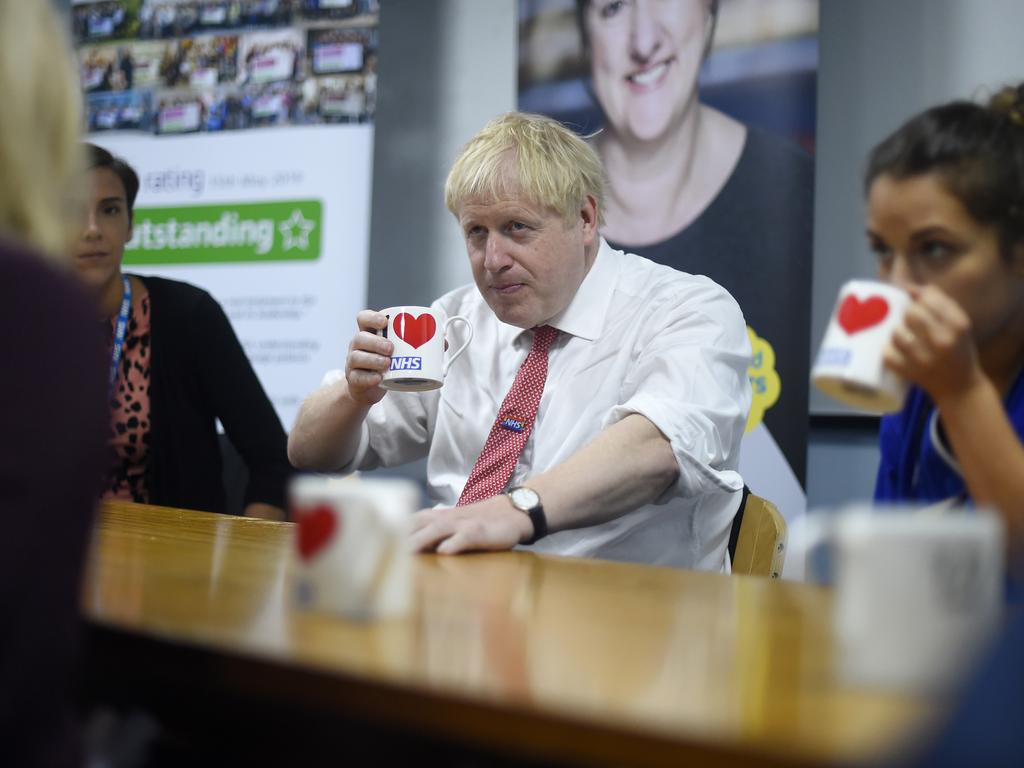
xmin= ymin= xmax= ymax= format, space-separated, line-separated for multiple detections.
xmin=532 ymin=325 xmax=559 ymax=352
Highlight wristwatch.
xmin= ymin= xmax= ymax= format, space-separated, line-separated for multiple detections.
xmin=506 ymin=486 xmax=547 ymax=545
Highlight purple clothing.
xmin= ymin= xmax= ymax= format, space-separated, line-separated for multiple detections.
xmin=0 ymin=238 xmax=108 ymax=767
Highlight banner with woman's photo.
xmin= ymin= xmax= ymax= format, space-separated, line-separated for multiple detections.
xmin=72 ymin=0 xmax=380 ymax=429
xmin=519 ymin=0 xmax=818 ymax=531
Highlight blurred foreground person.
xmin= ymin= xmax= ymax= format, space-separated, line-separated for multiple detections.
xmin=0 ymin=4 xmax=108 ymax=766
xmin=903 ymin=607 xmax=1024 ymax=767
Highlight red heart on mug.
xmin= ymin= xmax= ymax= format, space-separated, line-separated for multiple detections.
xmin=837 ymin=295 xmax=889 ymax=334
xmin=393 ymin=313 xmax=437 ymax=349
xmin=296 ymin=504 xmax=338 ymax=560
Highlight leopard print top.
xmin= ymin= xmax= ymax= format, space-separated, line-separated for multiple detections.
xmin=102 ymin=280 xmax=152 ymax=503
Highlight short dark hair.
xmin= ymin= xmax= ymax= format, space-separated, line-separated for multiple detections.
xmin=865 ymin=84 xmax=1024 ymax=260
xmin=83 ymin=142 xmax=140 ymax=217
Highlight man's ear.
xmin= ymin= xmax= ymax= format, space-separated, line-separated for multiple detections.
xmin=126 ymin=213 xmax=134 ymax=245
xmin=580 ymin=194 xmax=599 ymax=245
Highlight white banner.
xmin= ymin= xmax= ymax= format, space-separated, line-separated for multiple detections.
xmin=90 ymin=127 xmax=372 ymax=431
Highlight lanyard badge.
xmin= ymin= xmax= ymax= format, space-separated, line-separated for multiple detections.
xmin=108 ymin=275 xmax=132 ymax=397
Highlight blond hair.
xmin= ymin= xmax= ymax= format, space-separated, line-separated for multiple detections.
xmin=445 ymin=112 xmax=605 ymax=226
xmin=0 ymin=3 xmax=84 ymax=263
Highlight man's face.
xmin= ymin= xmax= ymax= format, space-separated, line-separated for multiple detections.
xmin=457 ymin=190 xmax=599 ymax=329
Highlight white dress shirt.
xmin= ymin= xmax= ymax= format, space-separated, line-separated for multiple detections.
xmin=328 ymin=240 xmax=752 ymax=570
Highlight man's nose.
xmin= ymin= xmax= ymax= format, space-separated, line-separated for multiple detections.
xmin=483 ymin=236 xmax=512 ymax=272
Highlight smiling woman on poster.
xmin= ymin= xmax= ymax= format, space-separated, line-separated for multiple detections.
xmin=575 ymin=0 xmax=814 ymax=496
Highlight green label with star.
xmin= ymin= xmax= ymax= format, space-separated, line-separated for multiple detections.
xmin=123 ymin=200 xmax=321 ymax=264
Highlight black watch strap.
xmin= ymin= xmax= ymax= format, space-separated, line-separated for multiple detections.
xmin=524 ymin=503 xmax=547 ymax=545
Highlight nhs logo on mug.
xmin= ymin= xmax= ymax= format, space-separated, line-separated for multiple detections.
xmin=390 ymin=356 xmax=423 ymax=372
xmin=816 ymin=347 xmax=852 ymax=367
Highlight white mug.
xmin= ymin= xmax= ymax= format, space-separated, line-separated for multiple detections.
xmin=812 ymin=280 xmax=911 ymax=413
xmin=793 ymin=507 xmax=1004 ymax=692
xmin=290 ymin=475 xmax=420 ymax=620
xmin=377 ymin=305 xmax=473 ymax=392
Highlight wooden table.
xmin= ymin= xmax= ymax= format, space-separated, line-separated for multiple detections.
xmin=81 ymin=502 xmax=937 ymax=767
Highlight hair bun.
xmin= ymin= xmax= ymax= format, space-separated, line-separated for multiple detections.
xmin=989 ymin=83 xmax=1024 ymax=127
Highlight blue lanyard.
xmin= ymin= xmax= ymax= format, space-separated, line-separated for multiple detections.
xmin=109 ymin=275 xmax=132 ymax=397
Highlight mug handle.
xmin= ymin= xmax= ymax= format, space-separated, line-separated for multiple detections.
xmin=442 ymin=315 xmax=473 ymax=377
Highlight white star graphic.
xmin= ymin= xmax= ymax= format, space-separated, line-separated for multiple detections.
xmin=278 ymin=209 xmax=316 ymax=251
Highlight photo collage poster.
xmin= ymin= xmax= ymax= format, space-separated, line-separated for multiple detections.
xmin=72 ymin=0 xmax=381 ymax=429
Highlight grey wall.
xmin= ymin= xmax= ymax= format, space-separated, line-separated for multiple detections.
xmin=367 ymin=0 xmax=516 ymax=310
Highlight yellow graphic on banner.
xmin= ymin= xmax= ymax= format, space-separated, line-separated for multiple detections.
xmin=746 ymin=326 xmax=780 ymax=432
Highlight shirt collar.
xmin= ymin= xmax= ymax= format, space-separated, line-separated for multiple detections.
xmin=532 ymin=238 xmax=620 ymax=343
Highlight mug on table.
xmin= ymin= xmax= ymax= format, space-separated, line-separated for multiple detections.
xmin=290 ymin=474 xmax=421 ymax=620
xmin=792 ymin=506 xmax=1004 ymax=692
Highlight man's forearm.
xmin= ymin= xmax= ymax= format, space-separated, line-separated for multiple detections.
xmin=409 ymin=414 xmax=682 ymax=555
xmin=287 ymin=380 xmax=371 ymax=471
xmin=528 ymin=414 xmax=680 ymax=532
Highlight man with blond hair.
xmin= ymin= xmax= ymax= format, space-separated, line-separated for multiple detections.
xmin=289 ymin=112 xmax=751 ymax=569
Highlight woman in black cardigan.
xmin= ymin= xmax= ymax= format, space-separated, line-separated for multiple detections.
xmin=73 ymin=143 xmax=292 ymax=518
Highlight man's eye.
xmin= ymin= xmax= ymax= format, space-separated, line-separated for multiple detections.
xmin=508 ymin=221 xmax=527 ymax=232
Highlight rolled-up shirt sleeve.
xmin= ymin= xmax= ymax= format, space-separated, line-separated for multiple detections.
xmin=317 ymin=369 xmax=438 ymax=473
xmin=603 ymin=282 xmax=752 ymax=501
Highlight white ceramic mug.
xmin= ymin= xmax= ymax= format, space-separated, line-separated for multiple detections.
xmin=812 ymin=279 xmax=912 ymax=413
xmin=792 ymin=507 xmax=1004 ymax=692
xmin=290 ymin=475 xmax=420 ymax=620
xmin=377 ymin=305 xmax=473 ymax=392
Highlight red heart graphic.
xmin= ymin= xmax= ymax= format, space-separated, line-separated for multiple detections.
xmin=295 ymin=504 xmax=339 ymax=560
xmin=393 ymin=313 xmax=436 ymax=349
xmin=837 ymin=295 xmax=890 ymax=334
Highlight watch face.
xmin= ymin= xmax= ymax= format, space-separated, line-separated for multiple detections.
xmin=509 ymin=487 xmax=539 ymax=510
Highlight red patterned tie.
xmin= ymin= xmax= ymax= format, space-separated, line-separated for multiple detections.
xmin=457 ymin=325 xmax=559 ymax=505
